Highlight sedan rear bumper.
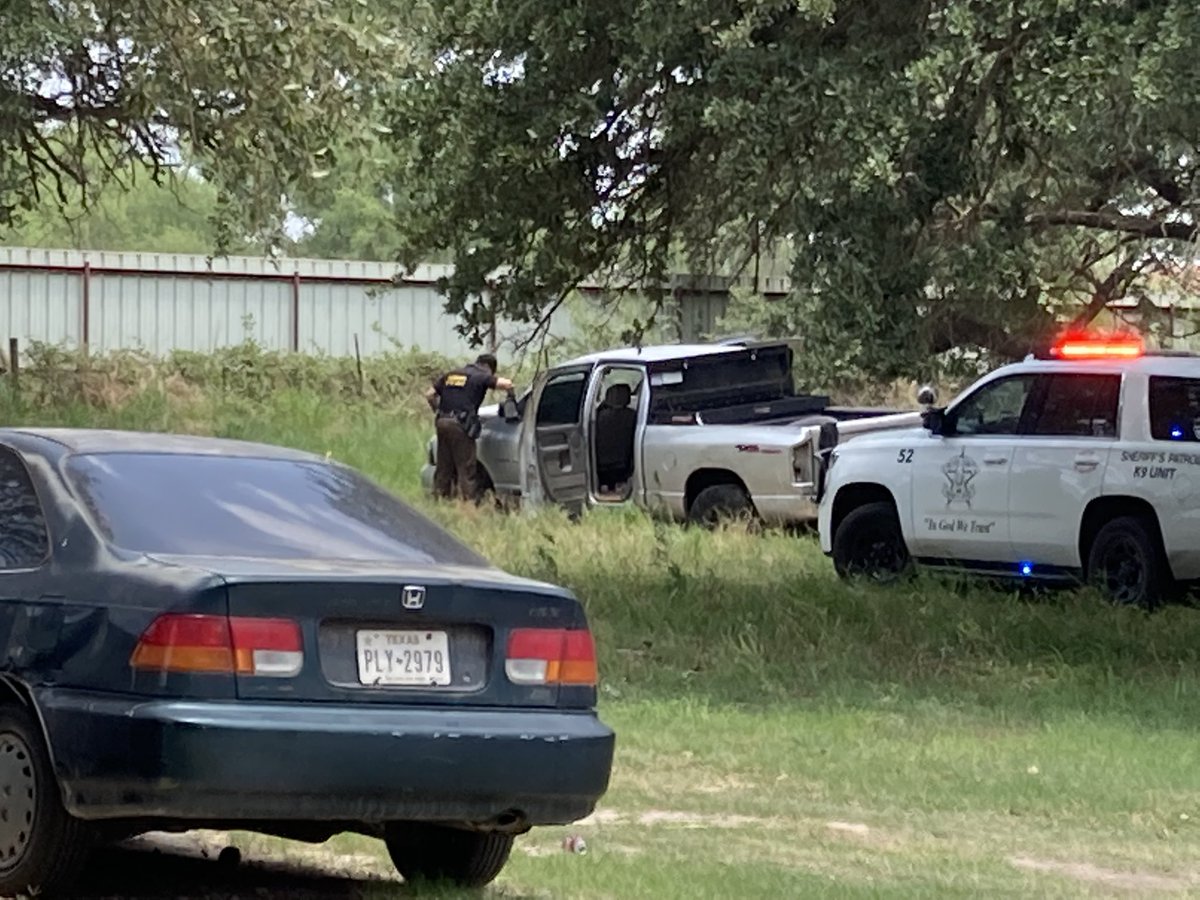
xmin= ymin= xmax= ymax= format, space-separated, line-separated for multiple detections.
xmin=35 ymin=688 xmax=614 ymax=827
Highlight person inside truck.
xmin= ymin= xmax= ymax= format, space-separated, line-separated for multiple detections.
xmin=594 ymin=382 xmax=638 ymax=497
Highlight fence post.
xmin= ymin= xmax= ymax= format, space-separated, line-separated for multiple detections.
xmin=291 ymin=271 xmax=301 ymax=352
xmin=81 ymin=261 xmax=92 ymax=353
xmin=8 ymin=338 xmax=18 ymax=394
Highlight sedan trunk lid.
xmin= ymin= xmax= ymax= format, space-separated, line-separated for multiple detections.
xmin=147 ymin=555 xmax=592 ymax=709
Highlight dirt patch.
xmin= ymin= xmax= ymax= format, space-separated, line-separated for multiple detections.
xmin=825 ymin=821 xmax=871 ymax=837
xmin=125 ymin=830 xmax=393 ymax=879
xmin=1010 ymin=856 xmax=1197 ymax=893
xmin=578 ymin=808 xmax=769 ymax=829
xmin=693 ymin=774 xmax=757 ymax=795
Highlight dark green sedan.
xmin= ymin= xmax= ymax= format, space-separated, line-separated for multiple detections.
xmin=0 ymin=428 xmax=614 ymax=896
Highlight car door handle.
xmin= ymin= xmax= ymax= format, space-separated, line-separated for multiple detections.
xmin=1073 ymin=455 xmax=1100 ymax=472
xmin=982 ymin=454 xmax=1008 ymax=465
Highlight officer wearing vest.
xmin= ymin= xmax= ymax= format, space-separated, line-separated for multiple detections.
xmin=425 ymin=353 xmax=514 ymax=500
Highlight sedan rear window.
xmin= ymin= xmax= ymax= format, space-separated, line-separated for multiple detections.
xmin=65 ymin=453 xmax=488 ymax=566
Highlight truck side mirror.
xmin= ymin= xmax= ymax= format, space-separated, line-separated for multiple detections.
xmin=502 ymin=395 xmax=521 ymax=423
xmin=917 ymin=385 xmax=937 ymax=407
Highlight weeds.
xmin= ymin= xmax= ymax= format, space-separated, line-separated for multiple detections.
xmin=11 ymin=348 xmax=1200 ymax=897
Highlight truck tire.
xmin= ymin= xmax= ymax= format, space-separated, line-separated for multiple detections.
xmin=385 ymin=822 xmax=513 ymax=887
xmin=0 ymin=704 xmax=93 ymax=898
xmin=832 ymin=501 xmax=911 ymax=582
xmin=1086 ymin=515 xmax=1168 ymax=609
xmin=687 ymin=484 xmax=754 ymax=527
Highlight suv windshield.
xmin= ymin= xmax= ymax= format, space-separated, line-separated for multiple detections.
xmin=65 ymin=452 xmax=488 ymax=566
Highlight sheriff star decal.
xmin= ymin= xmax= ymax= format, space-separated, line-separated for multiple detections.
xmin=942 ymin=449 xmax=979 ymax=509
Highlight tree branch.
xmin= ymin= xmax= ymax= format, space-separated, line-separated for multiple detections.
xmin=926 ymin=310 xmax=1038 ymax=359
xmin=1069 ymin=255 xmax=1143 ymax=329
xmin=1027 ymin=210 xmax=1198 ymax=242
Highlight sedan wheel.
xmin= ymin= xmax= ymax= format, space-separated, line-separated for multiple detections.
xmin=385 ymin=822 xmax=514 ymax=888
xmin=0 ymin=731 xmax=38 ymax=872
xmin=0 ymin=705 xmax=92 ymax=898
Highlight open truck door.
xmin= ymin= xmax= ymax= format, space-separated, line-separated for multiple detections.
xmin=519 ymin=366 xmax=593 ymax=515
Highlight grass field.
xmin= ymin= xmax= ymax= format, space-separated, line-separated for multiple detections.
xmin=5 ymin=377 xmax=1200 ymax=897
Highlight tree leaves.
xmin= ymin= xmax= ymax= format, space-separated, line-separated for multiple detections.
xmin=380 ymin=0 xmax=1200 ymax=374
xmin=0 ymin=0 xmax=409 ymax=252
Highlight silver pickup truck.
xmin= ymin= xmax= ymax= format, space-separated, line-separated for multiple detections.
xmin=420 ymin=340 xmax=920 ymax=525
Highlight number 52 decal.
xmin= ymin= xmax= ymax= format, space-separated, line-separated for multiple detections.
xmin=897 ymin=449 xmax=914 ymax=464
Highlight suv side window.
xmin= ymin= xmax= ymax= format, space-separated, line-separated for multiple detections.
xmin=1030 ymin=374 xmax=1121 ymax=438
xmin=1148 ymin=376 xmax=1200 ymax=441
xmin=0 ymin=447 xmax=50 ymax=569
xmin=951 ymin=374 xmax=1039 ymax=436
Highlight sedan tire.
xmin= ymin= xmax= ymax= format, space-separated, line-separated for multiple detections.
xmin=0 ymin=704 xmax=92 ymax=898
xmin=385 ymin=822 xmax=514 ymax=888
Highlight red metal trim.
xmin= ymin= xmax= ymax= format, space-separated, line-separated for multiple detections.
xmin=81 ymin=261 xmax=91 ymax=350
xmin=291 ymin=271 xmax=301 ymax=352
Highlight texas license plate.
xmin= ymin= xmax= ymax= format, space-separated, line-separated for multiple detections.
xmin=356 ymin=630 xmax=451 ymax=686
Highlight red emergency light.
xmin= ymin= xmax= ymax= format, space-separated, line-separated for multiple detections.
xmin=1047 ymin=334 xmax=1144 ymax=360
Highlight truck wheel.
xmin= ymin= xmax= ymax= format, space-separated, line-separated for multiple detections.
xmin=687 ymin=484 xmax=754 ymax=527
xmin=0 ymin=705 xmax=92 ymax=898
xmin=1086 ymin=516 xmax=1168 ymax=609
xmin=385 ymin=822 xmax=513 ymax=887
xmin=832 ymin=501 xmax=910 ymax=582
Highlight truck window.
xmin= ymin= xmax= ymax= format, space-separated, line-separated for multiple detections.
xmin=951 ymin=374 xmax=1038 ymax=436
xmin=1030 ymin=374 xmax=1120 ymax=437
xmin=1148 ymin=376 xmax=1200 ymax=442
xmin=536 ymin=371 xmax=587 ymax=427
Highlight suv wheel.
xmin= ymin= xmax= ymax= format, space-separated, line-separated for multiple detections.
xmin=385 ymin=822 xmax=514 ymax=888
xmin=687 ymin=484 xmax=754 ymax=527
xmin=0 ymin=705 xmax=92 ymax=898
xmin=832 ymin=501 xmax=911 ymax=582
xmin=1086 ymin=516 xmax=1168 ymax=609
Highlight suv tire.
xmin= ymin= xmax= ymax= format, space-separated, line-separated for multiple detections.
xmin=1086 ymin=515 xmax=1168 ymax=609
xmin=0 ymin=704 xmax=93 ymax=898
xmin=385 ymin=822 xmax=513 ymax=887
xmin=832 ymin=501 xmax=911 ymax=582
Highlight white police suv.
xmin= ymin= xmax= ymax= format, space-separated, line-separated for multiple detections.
xmin=818 ymin=335 xmax=1200 ymax=607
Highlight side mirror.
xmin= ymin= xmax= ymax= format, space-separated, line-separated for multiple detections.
xmin=917 ymin=385 xmax=937 ymax=407
xmin=502 ymin=394 xmax=520 ymax=423
xmin=921 ymin=407 xmax=947 ymax=435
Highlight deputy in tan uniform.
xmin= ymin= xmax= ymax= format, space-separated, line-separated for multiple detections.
xmin=424 ymin=353 xmax=514 ymax=500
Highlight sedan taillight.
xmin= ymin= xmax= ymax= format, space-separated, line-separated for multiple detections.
xmin=131 ymin=614 xmax=303 ymax=677
xmin=505 ymin=628 xmax=598 ymax=686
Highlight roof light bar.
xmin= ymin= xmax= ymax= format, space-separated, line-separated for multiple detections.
xmin=1048 ymin=336 xmax=1144 ymax=360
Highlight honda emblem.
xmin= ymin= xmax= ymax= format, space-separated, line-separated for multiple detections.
xmin=402 ymin=585 xmax=426 ymax=610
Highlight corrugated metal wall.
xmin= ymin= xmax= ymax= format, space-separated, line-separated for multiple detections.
xmin=0 ymin=246 xmax=779 ymax=357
